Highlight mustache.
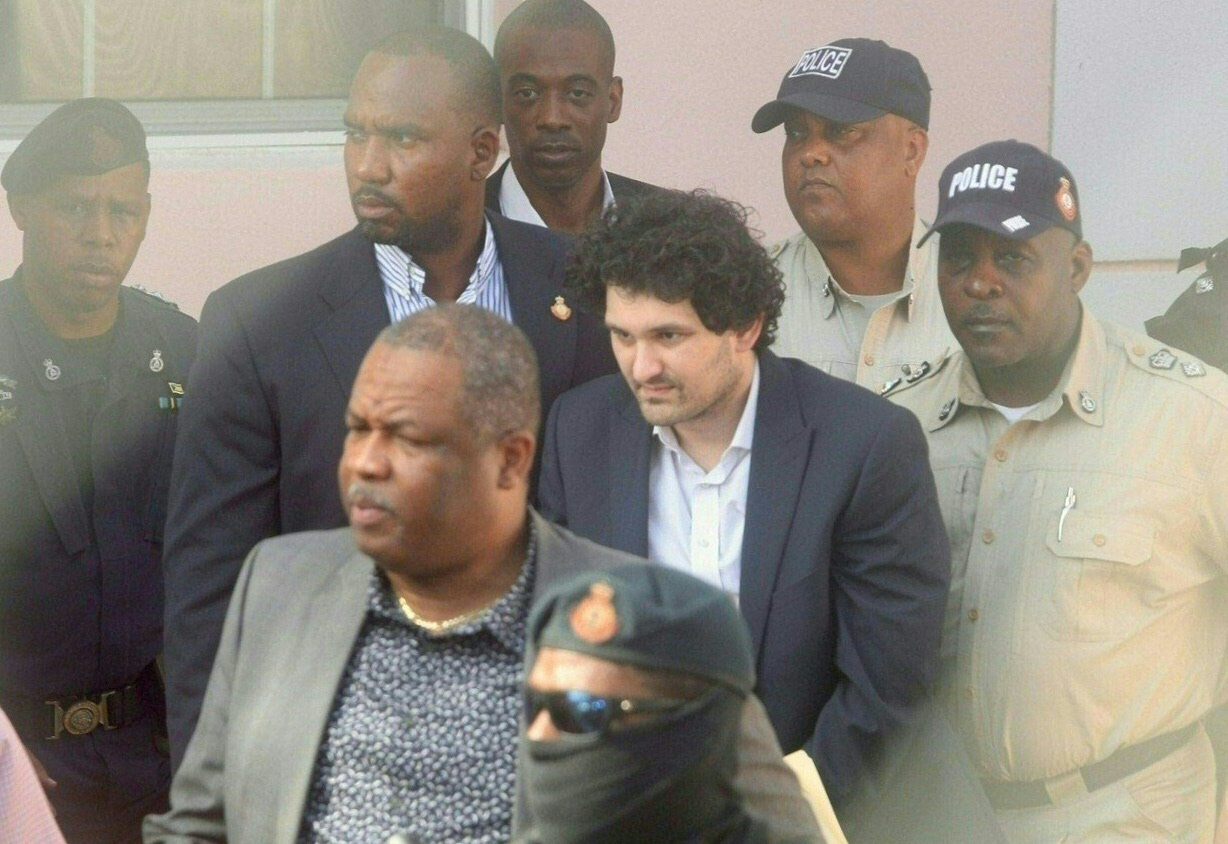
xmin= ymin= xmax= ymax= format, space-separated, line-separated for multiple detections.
xmin=634 ymin=376 xmax=679 ymax=390
xmin=962 ymin=304 xmax=1008 ymax=321
xmin=351 ymin=186 xmax=402 ymax=210
xmin=344 ymin=481 xmax=394 ymax=511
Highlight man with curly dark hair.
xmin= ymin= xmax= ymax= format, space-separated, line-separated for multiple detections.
xmin=538 ymin=189 xmax=952 ymax=823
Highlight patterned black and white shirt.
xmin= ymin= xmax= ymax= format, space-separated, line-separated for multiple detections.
xmin=297 ymin=540 xmax=537 ymax=844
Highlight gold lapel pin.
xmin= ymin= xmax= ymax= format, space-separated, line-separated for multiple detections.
xmin=550 ymin=296 xmax=572 ymax=322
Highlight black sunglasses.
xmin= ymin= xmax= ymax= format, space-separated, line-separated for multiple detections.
xmin=525 ymin=688 xmax=688 ymax=735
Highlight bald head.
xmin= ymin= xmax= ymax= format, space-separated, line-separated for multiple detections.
xmin=494 ymin=0 xmax=615 ymax=75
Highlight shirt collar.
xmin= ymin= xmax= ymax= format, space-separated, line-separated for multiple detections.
xmin=368 ymin=519 xmax=538 ymax=653
xmin=498 ymin=161 xmax=616 ymax=228
xmin=941 ymin=307 xmax=1106 ymax=431
xmin=653 ymin=359 xmax=761 ymax=470
xmin=803 ymin=214 xmax=932 ymax=321
xmin=372 ymin=217 xmax=500 ymax=305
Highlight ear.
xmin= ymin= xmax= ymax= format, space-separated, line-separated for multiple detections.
xmin=496 ymin=430 xmax=537 ymax=489
xmin=470 ymin=125 xmax=501 ymax=181
xmin=903 ymin=124 xmax=929 ymax=178
xmin=1070 ymin=239 xmax=1093 ymax=294
xmin=733 ymin=313 xmax=764 ymax=353
xmin=607 ymin=76 xmax=623 ymax=123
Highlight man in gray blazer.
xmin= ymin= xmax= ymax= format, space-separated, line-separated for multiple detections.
xmin=144 ymin=304 xmax=819 ymax=844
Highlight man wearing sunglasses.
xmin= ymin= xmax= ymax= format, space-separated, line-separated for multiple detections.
xmin=516 ymin=564 xmax=793 ymax=843
xmin=146 ymin=304 xmax=818 ymax=844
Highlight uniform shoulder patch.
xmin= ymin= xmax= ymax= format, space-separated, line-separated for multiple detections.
xmin=126 ymin=284 xmax=180 ymax=311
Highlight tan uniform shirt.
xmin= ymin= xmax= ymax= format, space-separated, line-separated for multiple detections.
xmin=771 ymin=216 xmax=955 ymax=392
xmin=888 ymin=310 xmax=1228 ymax=783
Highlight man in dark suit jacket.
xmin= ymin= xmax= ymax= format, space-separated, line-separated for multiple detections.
xmin=485 ymin=0 xmax=664 ymax=233
xmin=147 ymin=305 xmax=820 ymax=844
xmin=161 ymin=27 xmax=615 ymax=768
xmin=538 ymin=189 xmax=951 ymax=814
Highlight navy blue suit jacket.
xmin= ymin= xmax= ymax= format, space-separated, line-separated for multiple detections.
xmin=538 ymin=350 xmax=951 ymax=807
xmin=162 ymin=214 xmax=615 ymax=768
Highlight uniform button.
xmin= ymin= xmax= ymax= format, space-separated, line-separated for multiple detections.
xmin=968 ymin=608 xmax=979 ymax=622
xmin=963 ymin=687 xmax=975 ymax=700
xmin=982 ymin=529 xmax=995 ymax=544
xmin=864 ymin=354 xmax=876 ymax=366
xmin=1132 ymin=344 xmax=1145 ymax=356
xmin=994 ymin=449 xmax=1008 ymax=462
xmin=1093 ymin=534 xmax=1106 ymax=547
xmin=901 ymin=364 xmax=912 ymax=376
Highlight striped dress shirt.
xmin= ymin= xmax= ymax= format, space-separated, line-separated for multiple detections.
xmin=374 ymin=217 xmax=512 ymax=324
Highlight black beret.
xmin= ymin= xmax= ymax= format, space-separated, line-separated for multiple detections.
xmin=2 ymin=98 xmax=148 ymax=195
xmin=527 ymin=564 xmax=755 ymax=695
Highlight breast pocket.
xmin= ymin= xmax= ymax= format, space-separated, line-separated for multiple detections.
xmin=1040 ymin=511 xmax=1154 ymax=642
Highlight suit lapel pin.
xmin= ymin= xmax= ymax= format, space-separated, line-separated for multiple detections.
xmin=550 ymin=296 xmax=572 ymax=322
xmin=43 ymin=359 xmax=61 ymax=381
xmin=1149 ymin=348 xmax=1176 ymax=370
xmin=150 ymin=350 xmax=164 ymax=372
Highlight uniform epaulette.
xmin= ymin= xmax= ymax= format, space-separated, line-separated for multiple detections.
xmin=126 ymin=284 xmax=180 ymax=311
xmin=880 ymin=348 xmax=952 ymax=398
xmin=1118 ymin=332 xmax=1228 ymax=407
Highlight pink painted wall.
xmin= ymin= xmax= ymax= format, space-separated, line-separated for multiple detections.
xmin=1 ymin=1 xmax=1055 ymax=319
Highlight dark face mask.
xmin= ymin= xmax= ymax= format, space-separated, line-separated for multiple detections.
xmin=521 ymin=686 xmax=751 ymax=844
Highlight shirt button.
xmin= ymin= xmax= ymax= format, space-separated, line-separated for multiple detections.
xmin=1132 ymin=344 xmax=1146 ymax=356
xmin=1093 ymin=534 xmax=1107 ymax=547
xmin=994 ymin=449 xmax=1008 ymax=462
xmin=968 ymin=608 xmax=980 ymax=622
xmin=982 ymin=529 xmax=995 ymax=544
xmin=864 ymin=354 xmax=876 ymax=366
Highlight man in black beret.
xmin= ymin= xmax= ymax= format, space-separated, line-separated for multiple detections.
xmin=0 ymin=98 xmax=198 ymax=843
xmin=517 ymin=564 xmax=796 ymax=843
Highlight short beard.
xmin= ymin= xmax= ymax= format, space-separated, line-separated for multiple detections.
xmin=360 ymin=215 xmax=461 ymax=258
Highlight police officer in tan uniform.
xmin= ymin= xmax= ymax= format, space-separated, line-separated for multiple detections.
xmin=752 ymin=39 xmax=954 ymax=392
xmin=888 ymin=139 xmax=1228 ymax=842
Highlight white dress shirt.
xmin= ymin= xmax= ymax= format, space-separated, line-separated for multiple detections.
xmin=497 ymin=161 xmax=616 ymax=228
xmin=647 ymin=362 xmax=760 ymax=597
xmin=373 ymin=217 xmax=512 ymax=324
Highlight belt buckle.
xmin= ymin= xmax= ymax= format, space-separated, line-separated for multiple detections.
xmin=46 ymin=691 xmax=115 ymax=738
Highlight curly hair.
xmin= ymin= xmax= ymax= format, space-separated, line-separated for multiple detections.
xmin=563 ymin=189 xmax=785 ymax=351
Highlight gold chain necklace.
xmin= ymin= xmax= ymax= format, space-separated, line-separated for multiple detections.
xmin=397 ymin=593 xmax=497 ymax=634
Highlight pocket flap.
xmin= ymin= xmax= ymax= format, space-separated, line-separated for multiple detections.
xmin=1046 ymin=511 xmax=1154 ymax=565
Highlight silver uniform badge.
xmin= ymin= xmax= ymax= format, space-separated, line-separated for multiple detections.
xmin=880 ymin=378 xmax=901 ymax=395
xmin=1149 ymin=349 xmax=1177 ymax=370
xmin=822 ymin=280 xmax=831 ymax=298
xmin=1182 ymin=361 xmax=1207 ymax=377
xmin=1078 ymin=390 xmax=1097 ymax=413
xmin=1196 ymin=277 xmax=1214 ymax=294
xmin=938 ymin=398 xmax=956 ymax=421
xmin=43 ymin=359 xmax=61 ymax=381
xmin=150 ymin=350 xmax=164 ymax=372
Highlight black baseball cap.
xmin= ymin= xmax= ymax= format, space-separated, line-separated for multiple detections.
xmin=918 ymin=140 xmax=1082 ymax=246
xmin=2 ymin=98 xmax=148 ymax=196
xmin=528 ymin=564 xmax=755 ymax=695
xmin=752 ymin=38 xmax=930 ymax=133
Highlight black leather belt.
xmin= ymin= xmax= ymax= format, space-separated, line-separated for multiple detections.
xmin=982 ymin=722 xmax=1199 ymax=811
xmin=0 ymin=661 xmax=163 ymax=741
